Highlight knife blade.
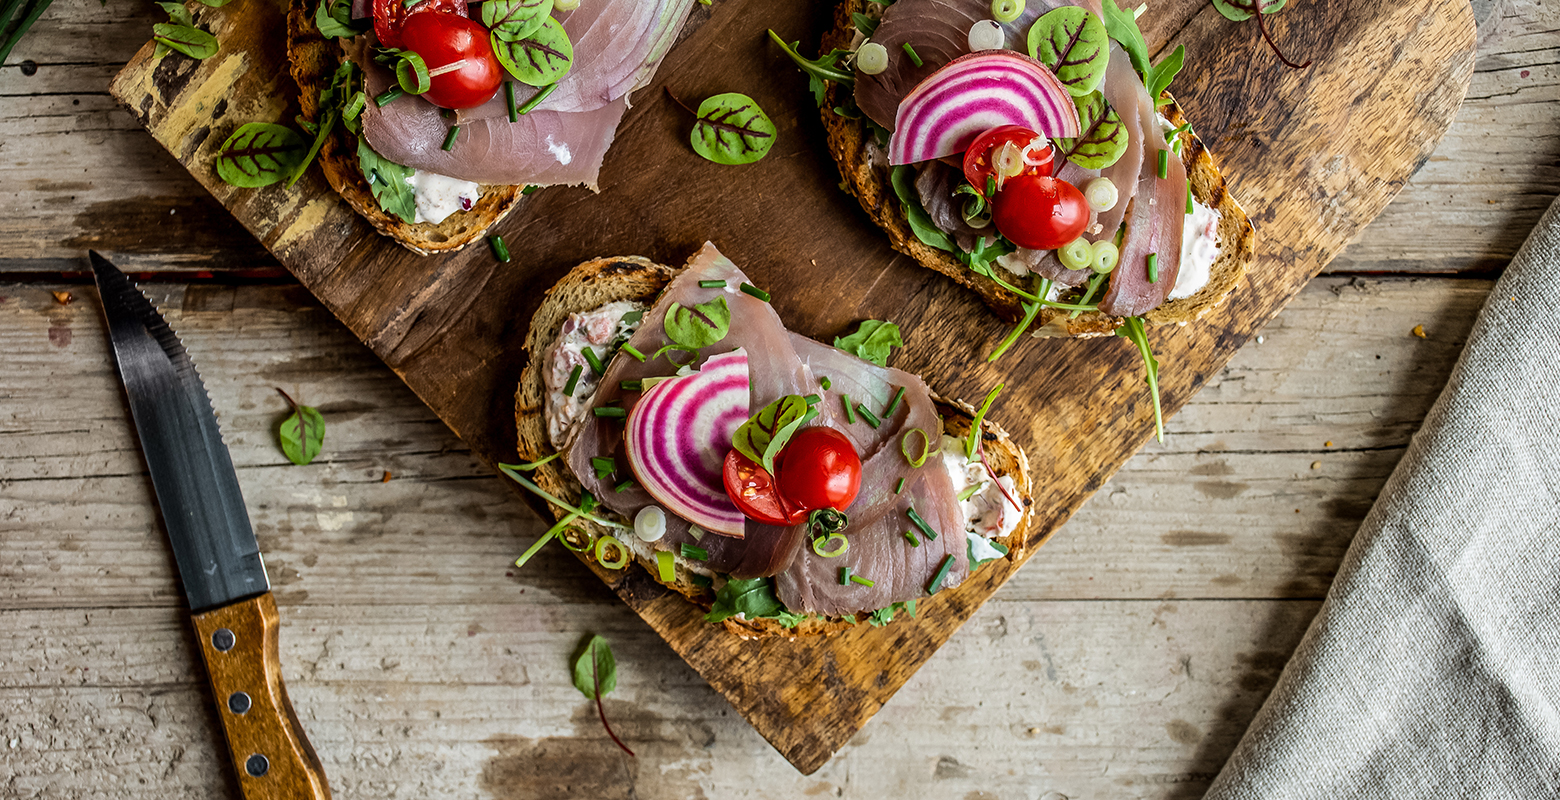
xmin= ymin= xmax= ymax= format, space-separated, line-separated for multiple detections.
xmin=90 ymin=251 xmax=332 ymax=800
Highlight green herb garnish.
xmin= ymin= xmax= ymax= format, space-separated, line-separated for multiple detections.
xmin=895 ymin=477 xmax=906 ymax=494
xmin=904 ymin=530 xmax=920 ymax=547
xmin=1116 ymin=316 xmax=1164 ymax=442
xmin=705 ymin=577 xmax=785 ymax=622
xmin=766 ymin=30 xmax=853 ymax=107
xmin=690 ymin=92 xmax=776 ymax=165
xmin=988 ymin=299 xmax=1041 ymax=363
xmin=275 ymin=387 xmax=324 ymax=465
xmin=489 ymin=235 xmax=511 ymax=263
xmin=819 ymin=376 xmax=832 ymax=390
xmin=739 ymin=282 xmax=771 ymax=301
xmin=152 ymin=1 xmax=217 ymax=62
xmin=492 ymin=16 xmax=573 ymax=86
xmin=698 ymin=279 xmax=726 ymax=288
xmin=965 ymin=384 xmax=1004 ymax=459
xmin=504 ymin=81 xmax=517 ymax=121
xmin=849 ymin=574 xmax=875 ymax=587
xmin=1213 ymin=0 xmax=1310 ymax=70
xmin=356 ymin=136 xmax=417 ymax=223
xmin=214 ymin=124 xmax=307 ymax=188
xmin=663 ymin=295 xmax=730 ymax=352
xmin=957 ymin=482 xmax=986 ymax=502
xmin=481 ymin=0 xmax=550 ymax=40
xmin=314 ymin=0 xmax=367 ymax=39
xmin=890 ymin=165 xmax=956 ymax=252
xmin=856 ymin=404 xmax=881 ymax=429
xmin=901 ymin=41 xmax=923 ymax=67
xmin=613 ymin=479 xmax=635 ymax=493
xmin=839 ymin=567 xmax=852 ymax=585
xmin=901 ymin=428 xmax=930 ymax=468
xmin=592 ymin=406 xmax=626 ymax=419
xmin=732 ymin=395 xmax=809 ymax=473
xmin=1053 ymin=90 xmax=1129 ymax=170
xmin=620 ymin=379 xmax=643 ymax=392
xmin=590 ymin=456 xmax=615 ymax=479
xmin=621 ymin=344 xmax=646 ymax=362
xmin=1027 ymin=7 xmax=1108 ymax=96
xmin=562 ymin=364 xmax=583 ymax=396
xmin=842 ymin=394 xmax=856 ymax=424
xmin=516 ymin=82 xmax=558 ymax=114
xmin=812 ymin=533 xmax=849 ymax=558
xmin=1146 ymin=252 xmax=1160 ymax=283
xmin=833 ymin=320 xmax=903 ymax=367
xmin=926 ymin=554 xmax=955 ymax=595
xmin=581 ymin=346 xmax=606 ymax=375
xmin=907 ymin=505 xmax=939 ymax=542
xmin=679 ymin=543 xmax=709 ymax=561
xmin=884 ymin=386 xmax=907 ymax=418
xmin=1100 ymin=0 xmax=1186 ymax=99
xmin=510 ymin=452 xmax=561 ymax=471
xmin=441 ymin=125 xmax=460 ymax=151
xmin=572 ymin=634 xmax=632 ymax=756
xmin=375 ymin=86 xmax=403 ymax=107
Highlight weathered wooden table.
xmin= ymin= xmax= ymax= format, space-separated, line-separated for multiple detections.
xmin=1 ymin=0 xmax=1552 ymax=797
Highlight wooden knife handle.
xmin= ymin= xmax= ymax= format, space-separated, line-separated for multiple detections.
xmin=192 ymin=592 xmax=332 ymax=800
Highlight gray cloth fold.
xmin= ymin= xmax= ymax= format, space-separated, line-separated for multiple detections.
xmin=1204 ymin=198 xmax=1560 ymax=799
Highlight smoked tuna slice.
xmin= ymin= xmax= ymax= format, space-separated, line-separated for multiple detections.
xmin=358 ymin=54 xmax=626 ymax=188
xmin=562 ymin=243 xmax=813 ymax=577
xmin=1099 ymin=68 xmax=1187 ymax=317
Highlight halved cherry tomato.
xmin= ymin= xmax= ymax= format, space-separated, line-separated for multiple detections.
xmin=963 ymin=125 xmax=1053 ymax=195
xmin=774 ymin=427 xmax=862 ymax=513
xmin=723 ymin=449 xmax=806 ymax=526
xmin=992 ymin=174 xmax=1090 ymax=251
xmin=399 ymin=12 xmax=503 ymax=109
xmin=372 ymin=0 xmax=467 ymax=51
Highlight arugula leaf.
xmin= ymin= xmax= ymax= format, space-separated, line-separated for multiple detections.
xmin=732 ymin=395 xmax=809 ymax=474
xmin=314 ymin=0 xmax=367 ymax=39
xmin=956 ymin=236 xmax=1017 ymax=276
xmin=1145 ymin=45 xmax=1185 ymax=103
xmin=214 ymin=123 xmax=307 ymax=188
xmin=1099 ymin=0 xmax=1185 ymax=97
xmin=1115 ymin=316 xmax=1164 ymax=442
xmin=705 ymin=577 xmax=785 ymax=622
xmin=690 ymin=93 xmax=776 ymax=165
xmin=663 ymin=295 xmax=730 ymax=350
xmin=275 ymin=388 xmax=324 ymax=466
xmin=288 ymin=60 xmax=356 ymax=186
xmin=491 ymin=15 xmax=573 ymax=87
xmin=1027 ymin=7 xmax=1109 ymax=97
xmin=889 ymin=165 xmax=955 ymax=253
xmin=571 ymin=634 xmax=617 ymax=700
xmin=851 ymin=12 xmax=878 ymax=36
xmin=766 ymin=30 xmax=853 ymax=108
xmin=833 ymin=320 xmax=903 ymax=368
xmin=1053 ymin=90 xmax=1128 ymax=170
xmin=357 ymin=136 xmax=417 ymax=223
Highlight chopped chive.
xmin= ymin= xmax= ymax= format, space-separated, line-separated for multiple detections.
xmin=799 ymin=407 xmax=819 ymax=427
xmin=1157 ymin=148 xmax=1169 ymax=179
xmin=839 ymin=566 xmax=852 ymax=585
xmin=516 ymin=82 xmax=557 ymax=115
xmin=592 ymin=406 xmax=627 ymax=418
xmin=1147 ymin=252 xmax=1159 ymax=283
xmin=842 ymin=394 xmax=856 ymax=424
xmin=856 ymin=404 xmax=881 ymax=428
xmin=375 ymin=87 xmax=404 ymax=107
xmin=820 ymin=376 xmax=832 ymax=390
xmin=902 ymin=41 xmax=923 ymax=67
xmin=907 ymin=505 xmax=938 ymax=541
xmin=904 ymin=530 xmax=921 ymax=547
xmin=581 ymin=347 xmax=606 ymax=376
xmin=442 ymin=125 xmax=460 ymax=151
xmin=488 ymin=235 xmax=511 ymax=263
xmin=620 ymin=379 xmax=643 ymax=391
xmin=895 ymin=477 xmax=906 ymax=494
xmin=926 ymin=554 xmax=955 ymax=595
xmin=562 ymin=364 xmax=583 ymax=396
xmin=690 ymin=573 xmax=713 ymax=588
xmin=699 ymin=279 xmax=726 ymax=288
xmin=504 ymin=81 xmax=517 ymax=122
xmin=656 ymin=550 xmax=675 ymax=582
xmin=850 ymin=574 xmax=876 ymax=587
xmin=621 ymin=344 xmax=646 ymax=362
xmin=956 ymin=482 xmax=987 ymax=502
xmin=679 ymin=543 xmax=709 ymax=561
xmin=803 ymin=393 xmax=821 ymax=405
xmin=739 ymin=282 xmax=771 ymax=302
xmin=614 ymin=479 xmax=636 ymax=493
xmin=590 ymin=456 xmax=615 ymax=478
xmin=1187 ymin=185 xmax=1194 ymax=215
xmin=884 ymin=386 xmax=906 ymax=418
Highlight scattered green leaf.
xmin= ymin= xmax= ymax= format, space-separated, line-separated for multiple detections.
xmin=357 ymin=135 xmax=417 ymax=223
xmin=214 ymin=123 xmax=307 ymax=188
xmin=482 ymin=0 xmax=551 ymax=40
xmin=1211 ymin=0 xmax=1309 ymax=69
xmin=967 ymin=536 xmax=1010 ymax=570
xmin=571 ymin=634 xmax=633 ymax=756
xmin=314 ymin=0 xmax=367 ymax=39
xmin=833 ymin=320 xmax=903 ymax=368
xmin=690 ymin=92 xmax=776 ymax=165
xmin=663 ymin=295 xmax=730 ymax=350
xmin=766 ymin=30 xmax=853 ymax=107
xmin=153 ymin=20 xmax=217 ymax=60
xmin=275 ymin=388 xmax=325 ymax=465
xmin=1115 ymin=316 xmax=1164 ymax=441
xmin=705 ymin=577 xmax=787 ymax=622
xmin=889 ymin=165 xmax=955 ymax=252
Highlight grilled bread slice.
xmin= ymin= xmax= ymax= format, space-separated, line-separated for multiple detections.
xmin=818 ymin=0 xmax=1255 ymax=336
xmin=514 ymin=255 xmax=1035 ymax=638
xmin=285 ymin=0 xmax=523 ymax=254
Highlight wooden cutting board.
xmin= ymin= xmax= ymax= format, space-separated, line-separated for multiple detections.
xmin=108 ymin=0 xmax=1474 ymax=774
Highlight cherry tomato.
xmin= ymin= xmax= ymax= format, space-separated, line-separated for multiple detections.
xmin=992 ymin=174 xmax=1090 ymax=251
xmin=723 ymin=450 xmax=806 ymax=527
xmin=372 ymin=0 xmax=466 ymax=50
xmin=963 ymin=125 xmax=1053 ymax=195
xmin=774 ymin=427 xmax=862 ymax=513
xmin=399 ymin=12 xmax=504 ymax=109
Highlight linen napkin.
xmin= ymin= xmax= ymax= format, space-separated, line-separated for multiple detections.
xmin=1202 ymin=198 xmax=1560 ymax=799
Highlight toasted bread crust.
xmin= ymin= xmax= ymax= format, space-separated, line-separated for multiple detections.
xmin=819 ymin=0 xmax=1255 ymax=336
xmin=515 ymin=256 xmax=1035 ymax=639
xmin=285 ymin=0 xmax=524 ymax=255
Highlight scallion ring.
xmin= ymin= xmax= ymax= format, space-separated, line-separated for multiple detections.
xmin=394 ymin=51 xmax=430 ymax=95
xmin=1090 ymin=240 xmax=1119 ymax=275
xmin=1058 ymin=237 xmax=1092 ymax=271
xmin=812 ymin=533 xmax=850 ymax=558
xmin=857 ymin=41 xmax=889 ymax=75
xmin=901 ymin=428 xmax=931 ymax=468
xmin=991 ymin=0 xmax=1024 ymax=22
xmin=593 ymin=535 xmax=630 ymax=570
xmin=557 ymin=526 xmax=591 ymax=552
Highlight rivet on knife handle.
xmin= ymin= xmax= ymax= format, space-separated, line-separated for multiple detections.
xmin=192 ymin=593 xmax=331 ymax=800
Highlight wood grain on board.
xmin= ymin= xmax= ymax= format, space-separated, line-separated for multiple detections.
xmin=104 ymin=0 xmax=1476 ymax=772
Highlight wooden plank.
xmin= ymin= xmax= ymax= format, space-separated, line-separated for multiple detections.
xmin=0 ymin=598 xmax=1320 ymax=800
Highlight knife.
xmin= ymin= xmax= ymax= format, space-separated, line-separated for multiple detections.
xmin=89 ymin=251 xmax=332 ymax=800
